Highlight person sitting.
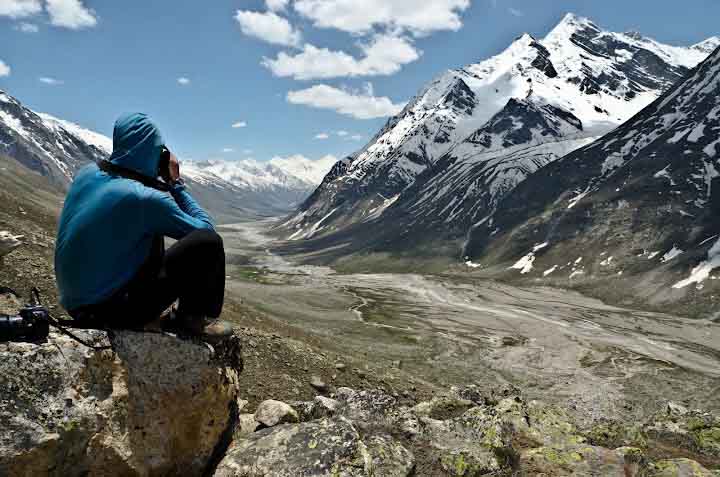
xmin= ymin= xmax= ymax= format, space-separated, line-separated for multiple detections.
xmin=54 ymin=113 xmax=232 ymax=341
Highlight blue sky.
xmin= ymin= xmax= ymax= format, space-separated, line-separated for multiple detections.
xmin=1 ymin=0 xmax=718 ymax=163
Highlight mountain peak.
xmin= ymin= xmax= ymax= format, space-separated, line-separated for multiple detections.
xmin=514 ymin=32 xmax=536 ymax=43
xmin=545 ymin=13 xmax=600 ymax=43
xmin=556 ymin=13 xmax=596 ymax=30
xmin=624 ymin=30 xmax=644 ymax=41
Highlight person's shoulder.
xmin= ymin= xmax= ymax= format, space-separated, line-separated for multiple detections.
xmin=75 ymin=162 xmax=99 ymax=179
xmin=137 ymin=183 xmax=173 ymax=202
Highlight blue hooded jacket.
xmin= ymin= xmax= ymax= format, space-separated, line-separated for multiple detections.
xmin=55 ymin=113 xmax=214 ymax=311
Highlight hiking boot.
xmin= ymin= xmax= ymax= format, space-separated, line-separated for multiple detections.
xmin=177 ymin=314 xmax=234 ymax=342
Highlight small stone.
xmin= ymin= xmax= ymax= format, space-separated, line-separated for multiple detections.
xmin=311 ymin=396 xmax=340 ymax=418
xmin=667 ymin=402 xmax=689 ymax=416
xmin=391 ymin=360 xmax=402 ymax=369
xmin=501 ymin=336 xmax=521 ymax=346
xmin=254 ymin=400 xmax=299 ymax=428
xmin=235 ymin=413 xmax=260 ymax=438
xmin=0 ymin=231 xmax=23 ymax=258
xmin=335 ymin=362 xmax=346 ymax=371
xmin=310 ymin=376 xmax=328 ymax=393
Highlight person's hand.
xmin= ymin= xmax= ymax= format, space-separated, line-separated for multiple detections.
xmin=168 ymin=151 xmax=180 ymax=183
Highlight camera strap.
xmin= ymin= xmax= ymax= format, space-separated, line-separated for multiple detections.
xmin=30 ymin=288 xmax=113 ymax=351
xmin=97 ymin=160 xmax=171 ymax=192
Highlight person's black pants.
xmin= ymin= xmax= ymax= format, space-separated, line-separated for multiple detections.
xmin=71 ymin=229 xmax=225 ymax=329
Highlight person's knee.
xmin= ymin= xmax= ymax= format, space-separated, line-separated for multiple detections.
xmin=185 ymin=228 xmax=223 ymax=254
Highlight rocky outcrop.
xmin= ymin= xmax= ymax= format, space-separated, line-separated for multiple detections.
xmin=0 ymin=330 xmax=242 ymax=477
xmin=217 ymin=385 xmax=720 ymax=477
xmin=3 ymin=323 xmax=719 ymax=476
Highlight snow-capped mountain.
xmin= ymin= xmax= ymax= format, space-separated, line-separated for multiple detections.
xmin=183 ymin=156 xmax=336 ymax=216
xmin=465 ymin=44 xmax=720 ymax=316
xmin=185 ymin=155 xmax=335 ymax=194
xmin=0 ymin=90 xmax=110 ymax=186
xmin=0 ymin=89 xmax=335 ymax=220
xmin=282 ymin=13 xmax=718 ymax=246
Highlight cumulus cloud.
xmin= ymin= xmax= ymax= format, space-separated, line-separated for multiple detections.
xmin=263 ymin=34 xmax=420 ymax=80
xmin=39 ymin=76 xmax=63 ymax=85
xmin=235 ymin=10 xmax=301 ymax=47
xmin=293 ymin=0 xmax=470 ymax=36
xmin=0 ymin=0 xmax=41 ymax=18
xmin=315 ymin=133 xmax=330 ymax=139
xmin=0 ymin=60 xmax=10 ymax=77
xmin=15 ymin=21 xmax=39 ymax=32
xmin=177 ymin=77 xmax=191 ymax=85
xmin=266 ymin=0 xmax=288 ymax=11
xmin=232 ymin=121 xmax=248 ymax=128
xmin=46 ymin=0 xmax=98 ymax=29
xmin=287 ymin=83 xmax=405 ymax=119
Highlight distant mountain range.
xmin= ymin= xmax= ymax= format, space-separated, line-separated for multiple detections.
xmin=183 ymin=156 xmax=336 ymax=217
xmin=0 ymin=91 xmax=334 ymax=221
xmin=279 ymin=14 xmax=718 ymax=249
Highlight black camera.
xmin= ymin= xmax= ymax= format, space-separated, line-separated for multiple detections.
xmin=158 ymin=146 xmax=171 ymax=178
xmin=0 ymin=304 xmax=50 ymax=343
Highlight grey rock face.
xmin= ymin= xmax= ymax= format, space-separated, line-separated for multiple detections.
xmin=217 ymin=383 xmax=720 ymax=476
xmin=0 ymin=330 xmax=242 ymax=477
xmin=215 ymin=417 xmax=366 ymax=477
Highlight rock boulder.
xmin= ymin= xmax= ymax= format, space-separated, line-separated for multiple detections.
xmin=0 ymin=330 xmax=242 ymax=477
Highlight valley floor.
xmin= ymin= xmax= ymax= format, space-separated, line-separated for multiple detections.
xmin=220 ymin=220 xmax=720 ymax=429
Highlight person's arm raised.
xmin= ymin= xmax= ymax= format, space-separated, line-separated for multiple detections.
xmin=141 ymin=186 xmax=215 ymax=241
xmin=157 ymin=150 xmax=215 ymax=234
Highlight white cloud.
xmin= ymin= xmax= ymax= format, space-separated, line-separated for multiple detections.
xmin=293 ymin=0 xmax=470 ymax=35
xmin=222 ymin=148 xmax=235 ymax=153
xmin=46 ymin=0 xmax=98 ymax=29
xmin=263 ymin=34 xmax=420 ymax=80
xmin=243 ymin=148 xmax=253 ymax=154
xmin=508 ymin=7 xmax=524 ymax=17
xmin=336 ymin=130 xmax=348 ymax=137
xmin=0 ymin=60 xmax=10 ymax=77
xmin=287 ymin=83 xmax=405 ymax=119
xmin=235 ymin=10 xmax=301 ymax=47
xmin=0 ymin=0 xmax=41 ymax=18
xmin=15 ymin=21 xmax=38 ymax=32
xmin=350 ymin=134 xmax=363 ymax=141
xmin=266 ymin=0 xmax=288 ymax=11
xmin=177 ymin=77 xmax=191 ymax=85
xmin=315 ymin=133 xmax=330 ymax=139
xmin=232 ymin=121 xmax=248 ymax=128
xmin=39 ymin=76 xmax=63 ymax=85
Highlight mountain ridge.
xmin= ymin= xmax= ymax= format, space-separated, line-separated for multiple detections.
xmin=464 ymin=43 xmax=720 ymax=316
xmin=0 ymin=90 xmax=334 ymax=220
xmin=279 ymin=12 xmax=719 ymax=263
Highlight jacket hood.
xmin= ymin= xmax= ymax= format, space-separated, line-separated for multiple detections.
xmin=108 ymin=113 xmax=164 ymax=178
